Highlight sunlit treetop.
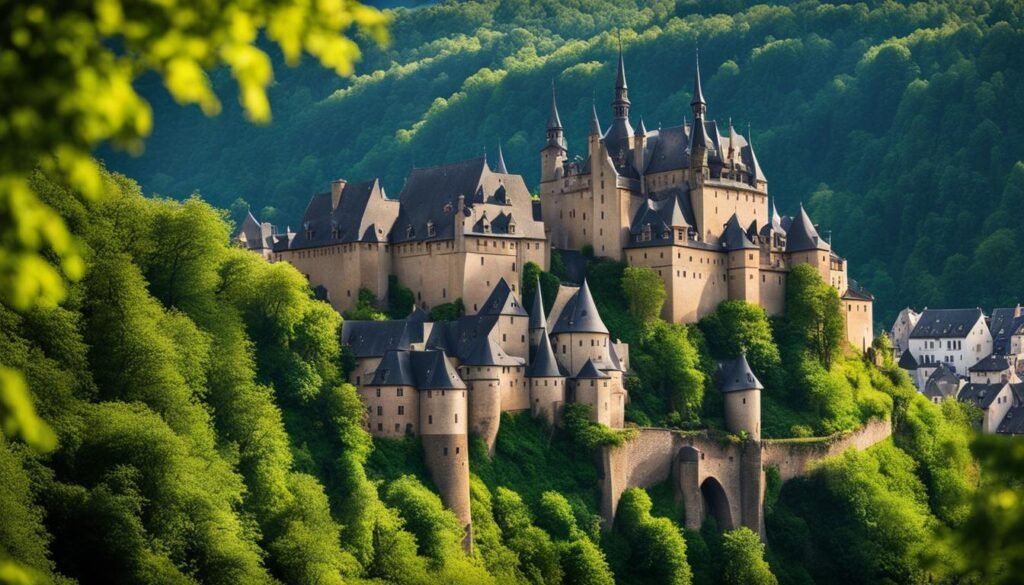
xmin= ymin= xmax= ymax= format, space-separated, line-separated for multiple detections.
xmin=0 ymin=0 xmax=388 ymax=451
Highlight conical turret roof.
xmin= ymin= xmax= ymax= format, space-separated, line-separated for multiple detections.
xmin=719 ymin=354 xmax=763 ymax=393
xmin=547 ymin=81 xmax=563 ymax=130
xmin=529 ymin=277 xmax=547 ymax=330
xmin=721 ymin=213 xmax=757 ymax=250
xmin=528 ymin=333 xmax=563 ymax=378
xmin=370 ymin=350 xmax=415 ymax=386
xmin=479 ymin=278 xmax=528 ymax=317
xmin=551 ymin=279 xmax=608 ymax=335
xmin=495 ymin=144 xmax=508 ymax=174
xmin=784 ymin=205 xmax=830 ymax=252
xmin=576 ymin=358 xmax=610 ymax=380
xmin=462 ymin=336 xmax=523 ymax=367
xmin=590 ymin=101 xmax=602 ymax=136
xmin=691 ymin=51 xmax=706 ymax=110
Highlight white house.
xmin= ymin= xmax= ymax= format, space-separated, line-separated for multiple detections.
xmin=959 ymin=382 xmax=1015 ymax=433
xmin=890 ymin=307 xmax=921 ymax=358
xmin=907 ymin=308 xmax=991 ymax=375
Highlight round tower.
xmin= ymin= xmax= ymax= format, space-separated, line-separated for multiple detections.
xmin=572 ymin=358 xmax=613 ymax=427
xmin=528 ymin=329 xmax=565 ymax=426
xmin=413 ymin=350 xmax=472 ymax=550
xmin=720 ymin=354 xmax=763 ymax=441
xmin=550 ymin=280 xmax=613 ymax=376
xmin=460 ymin=337 xmax=524 ymax=454
xmin=541 ymin=82 xmax=568 ymax=184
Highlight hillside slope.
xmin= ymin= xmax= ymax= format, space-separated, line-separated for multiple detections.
xmin=101 ymin=0 xmax=1024 ymax=325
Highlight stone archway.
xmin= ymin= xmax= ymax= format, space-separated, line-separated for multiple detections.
xmin=700 ymin=476 xmax=734 ymax=530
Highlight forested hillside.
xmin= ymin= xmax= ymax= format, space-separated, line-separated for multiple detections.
xmin=102 ymin=0 xmax=1024 ymax=325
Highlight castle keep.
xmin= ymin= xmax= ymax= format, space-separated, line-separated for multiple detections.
xmin=235 ymin=52 xmax=879 ymax=544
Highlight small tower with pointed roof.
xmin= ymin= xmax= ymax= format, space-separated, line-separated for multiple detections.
xmin=459 ymin=336 xmax=525 ymax=454
xmin=478 ymin=277 xmax=530 ymax=360
xmin=528 ymin=327 xmax=566 ymax=426
xmin=541 ymin=83 xmax=568 ymax=184
xmin=528 ymin=276 xmax=548 ymax=359
xmin=720 ymin=354 xmax=763 ymax=440
xmin=689 ymin=51 xmax=709 ymax=189
xmin=723 ymin=214 xmax=761 ymax=304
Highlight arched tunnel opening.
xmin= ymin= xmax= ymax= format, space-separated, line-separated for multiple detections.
xmin=700 ymin=476 xmax=734 ymax=530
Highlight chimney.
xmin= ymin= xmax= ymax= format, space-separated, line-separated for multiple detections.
xmin=1015 ymin=304 xmax=1021 ymax=318
xmin=331 ymin=179 xmax=346 ymax=209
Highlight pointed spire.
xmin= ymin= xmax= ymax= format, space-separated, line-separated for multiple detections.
xmin=720 ymin=354 xmax=763 ymax=393
xmin=785 ymin=204 xmax=830 ymax=252
xmin=746 ymin=124 xmax=766 ymax=184
xmin=691 ymin=49 xmax=706 ymax=117
xmin=528 ymin=330 xmax=562 ymax=378
xmin=636 ymin=116 xmax=647 ymax=136
xmin=547 ymin=80 xmax=563 ymax=130
xmin=590 ymin=100 xmax=602 ymax=136
xmin=552 ymin=279 xmax=609 ymax=335
xmin=612 ymin=38 xmax=630 ymax=120
xmin=529 ymin=276 xmax=547 ymax=331
xmin=495 ymin=143 xmax=508 ymax=174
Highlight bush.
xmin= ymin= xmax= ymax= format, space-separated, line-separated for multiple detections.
xmin=388 ymin=275 xmax=415 ymax=318
xmin=429 ymin=298 xmax=463 ymax=321
xmin=621 ymin=266 xmax=667 ymax=322
xmin=721 ymin=527 xmax=777 ymax=585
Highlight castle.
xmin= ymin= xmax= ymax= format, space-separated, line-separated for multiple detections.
xmin=235 ymin=52 xmax=879 ymax=544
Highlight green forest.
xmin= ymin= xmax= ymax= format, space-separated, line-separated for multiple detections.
xmin=1 ymin=166 xmax=1020 ymax=584
xmin=102 ymin=0 xmax=1024 ymax=326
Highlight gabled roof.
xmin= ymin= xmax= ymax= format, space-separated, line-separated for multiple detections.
xmin=923 ymin=363 xmax=960 ymax=400
xmin=575 ymin=358 xmax=610 ymax=380
xmin=643 ymin=124 xmax=689 ymax=175
xmin=721 ymin=214 xmax=757 ymax=250
xmin=528 ymin=333 xmax=563 ymax=378
xmin=842 ymin=279 xmax=875 ymax=302
xmin=551 ymin=280 xmax=608 ymax=335
xmin=997 ymin=405 xmax=1024 ymax=435
xmin=910 ymin=308 xmax=984 ymax=339
xmin=990 ymin=307 xmax=1024 ymax=354
xmin=462 ymin=337 xmax=524 ymax=367
xmin=745 ymin=137 xmax=765 ymax=183
xmin=607 ymin=342 xmax=624 ymax=372
xmin=424 ymin=314 xmax=499 ymax=362
xmin=898 ymin=350 xmax=919 ymax=370
xmin=529 ymin=278 xmax=547 ymax=330
xmin=784 ymin=206 xmax=830 ymax=253
xmin=626 ymin=186 xmax=696 ymax=248
xmin=279 ymin=179 xmax=396 ymax=251
xmin=969 ymin=354 xmax=1010 ymax=372
xmin=370 ymin=350 xmax=415 ymax=386
xmin=478 ymin=278 xmax=528 ymax=317
xmin=719 ymin=355 xmax=763 ymax=393
xmin=958 ymin=382 xmax=1008 ymax=409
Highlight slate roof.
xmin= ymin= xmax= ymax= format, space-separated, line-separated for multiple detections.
xmin=969 ymin=354 xmax=1010 ymax=372
xmin=898 ymin=350 xmax=920 ymax=370
xmin=370 ymin=350 xmax=415 ymax=386
xmin=409 ymin=350 xmax=466 ymax=390
xmin=461 ymin=337 xmax=524 ymax=367
xmin=575 ymin=358 xmax=610 ymax=379
xmin=721 ymin=214 xmax=757 ymax=251
xmin=643 ymin=124 xmax=690 ymax=175
xmin=389 ymin=157 xmax=545 ymax=245
xmin=626 ymin=186 xmax=696 ymax=248
xmin=910 ymin=308 xmax=983 ymax=339
xmin=478 ymin=278 xmax=528 ymax=317
xmin=551 ymin=280 xmax=609 ymax=335
xmin=997 ymin=406 xmax=1024 ymax=435
xmin=958 ymin=382 xmax=1007 ymax=409
xmin=278 ymin=179 xmax=396 ymax=251
xmin=923 ymin=363 xmax=961 ymax=401
xmin=842 ymin=279 xmax=875 ymax=302
xmin=529 ymin=278 xmax=547 ymax=330
xmin=342 ymin=319 xmax=422 ymax=358
xmin=494 ymin=144 xmax=509 ymax=174
xmin=547 ymin=84 xmax=563 ymax=131
xmin=719 ymin=355 xmax=764 ymax=393
xmin=236 ymin=210 xmax=274 ymax=251
xmin=989 ymin=307 xmax=1024 ymax=354
xmin=784 ymin=206 xmax=830 ymax=253
xmin=528 ymin=333 xmax=563 ymax=378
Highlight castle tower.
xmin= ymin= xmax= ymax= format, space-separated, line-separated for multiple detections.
xmin=689 ymin=52 xmax=709 ymax=189
xmin=720 ymin=354 xmax=763 ymax=441
xmin=528 ymin=276 xmax=548 ymax=359
xmin=784 ymin=205 xmax=831 ymax=283
xmin=460 ymin=337 xmax=523 ymax=454
xmin=604 ymin=48 xmax=634 ymax=167
xmin=528 ymin=329 xmax=566 ymax=426
xmin=365 ymin=350 xmax=419 ymax=437
xmin=413 ymin=350 xmax=472 ymax=550
xmin=723 ymin=214 xmax=760 ymax=304
xmin=478 ymin=278 xmax=529 ymax=360
xmin=634 ymin=117 xmax=647 ymax=189
xmin=494 ymin=143 xmax=509 ymax=174
xmin=541 ymin=82 xmax=568 ymax=184
xmin=550 ymin=279 xmax=612 ymax=376
xmin=573 ymin=358 xmax=614 ymax=427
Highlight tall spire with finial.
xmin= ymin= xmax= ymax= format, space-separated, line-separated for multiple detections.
xmin=544 ymin=80 xmax=567 ymax=152
xmin=495 ymin=143 xmax=508 ymax=174
xmin=691 ymin=48 xmax=706 ymax=118
xmin=612 ymin=33 xmax=630 ymax=120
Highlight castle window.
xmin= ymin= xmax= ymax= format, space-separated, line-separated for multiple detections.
xmin=454 ymin=413 xmax=458 ymax=423
xmin=395 ymin=424 xmax=400 ymax=432
xmin=376 ymin=406 xmax=382 ymax=416
xmin=428 ymin=415 xmax=433 ymax=424
xmin=456 ymin=447 xmax=460 ymax=454
xmin=481 ymin=257 xmax=484 ymax=265
xmin=510 ymin=224 xmax=516 ymax=234
xmin=443 ymin=447 xmax=448 ymax=456
xmin=398 ymin=406 xmax=404 ymax=415
xmin=397 ymin=388 xmax=404 ymax=397
xmin=377 ymin=423 xmax=383 ymax=431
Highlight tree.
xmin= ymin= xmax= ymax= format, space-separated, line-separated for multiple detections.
xmin=784 ymin=264 xmax=844 ymax=369
xmin=388 ymin=275 xmax=415 ymax=318
xmin=721 ymin=527 xmax=777 ymax=585
xmin=616 ymin=488 xmax=693 ymax=585
xmin=522 ymin=262 xmax=560 ymax=315
xmin=699 ymin=301 xmax=783 ymax=390
xmin=621 ymin=267 xmax=667 ymax=322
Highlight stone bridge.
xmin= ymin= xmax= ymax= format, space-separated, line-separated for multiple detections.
xmin=599 ymin=418 xmax=892 ymax=534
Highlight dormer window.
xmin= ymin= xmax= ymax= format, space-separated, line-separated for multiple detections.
xmin=303 ymin=221 xmax=313 ymax=240
xmin=509 ymin=223 xmax=516 ymax=234
xmin=641 ymin=224 xmax=652 ymax=242
xmin=427 ymin=221 xmax=435 ymax=237
xmin=444 ymin=202 xmax=453 ymax=213
xmin=406 ymin=225 xmax=414 ymax=238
